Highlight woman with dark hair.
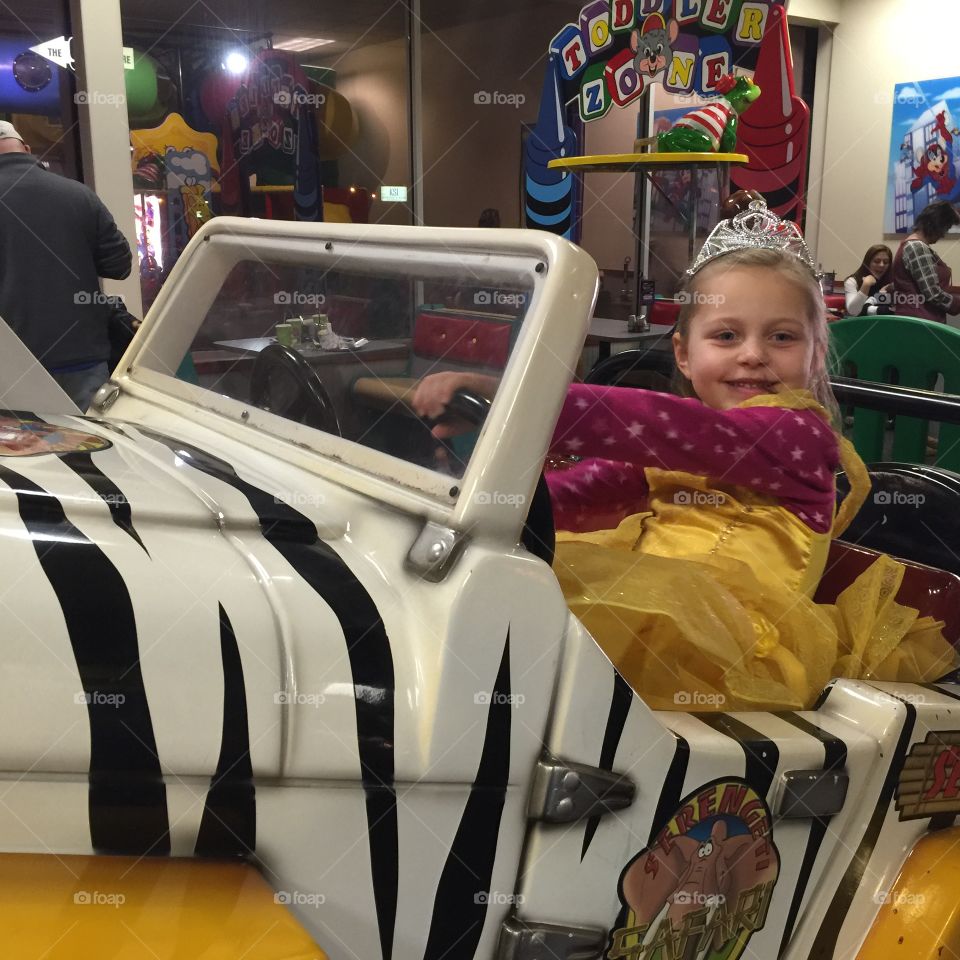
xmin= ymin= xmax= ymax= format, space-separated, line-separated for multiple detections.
xmin=843 ymin=244 xmax=893 ymax=316
xmin=892 ymin=200 xmax=960 ymax=322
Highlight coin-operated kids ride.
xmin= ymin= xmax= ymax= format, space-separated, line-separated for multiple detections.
xmin=0 ymin=219 xmax=959 ymax=960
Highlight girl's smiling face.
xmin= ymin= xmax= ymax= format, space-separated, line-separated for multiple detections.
xmin=673 ymin=265 xmax=819 ymax=410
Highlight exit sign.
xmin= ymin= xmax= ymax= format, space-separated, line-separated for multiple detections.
xmin=380 ymin=185 xmax=408 ymax=203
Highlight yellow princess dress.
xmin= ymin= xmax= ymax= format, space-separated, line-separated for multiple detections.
xmin=552 ymin=394 xmax=958 ymax=712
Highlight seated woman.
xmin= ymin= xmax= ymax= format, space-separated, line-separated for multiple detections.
xmin=843 ymin=244 xmax=892 ymax=316
xmin=893 ymin=200 xmax=960 ymax=323
xmin=413 ymin=201 xmax=958 ymax=711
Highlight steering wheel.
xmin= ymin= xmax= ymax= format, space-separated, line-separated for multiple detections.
xmin=250 ymin=344 xmax=342 ymax=437
xmin=436 ymin=389 xmax=555 ymax=567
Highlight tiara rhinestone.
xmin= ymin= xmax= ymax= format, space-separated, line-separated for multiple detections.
xmin=686 ymin=199 xmax=815 ymax=276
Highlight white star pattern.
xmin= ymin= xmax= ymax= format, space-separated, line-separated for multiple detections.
xmin=813 ymin=512 xmax=825 ymax=525
xmin=790 ymin=446 xmax=804 ymax=461
xmin=733 ymin=446 xmax=748 ymax=458
xmin=658 ymin=411 xmax=671 ymax=421
xmin=626 ymin=422 xmax=644 ymax=438
xmin=683 ymin=443 xmax=695 ymax=452
xmin=793 ymin=415 xmax=806 ymax=425
xmin=770 ymin=481 xmax=782 ymax=491
xmin=602 ymin=436 xmax=616 ymax=446
xmin=575 ymin=397 xmax=590 ymax=410
xmin=565 ymin=438 xmax=584 ymax=452
xmin=714 ymin=445 xmax=725 ymax=454
xmin=717 ymin=424 xmax=737 ymax=438
xmin=666 ymin=430 xmax=679 ymax=440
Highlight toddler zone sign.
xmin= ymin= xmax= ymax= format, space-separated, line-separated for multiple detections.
xmin=553 ymin=0 xmax=784 ymax=122
xmin=524 ymin=0 xmax=789 ymax=238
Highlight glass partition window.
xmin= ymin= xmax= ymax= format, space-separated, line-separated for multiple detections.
xmin=147 ymin=253 xmax=534 ymax=483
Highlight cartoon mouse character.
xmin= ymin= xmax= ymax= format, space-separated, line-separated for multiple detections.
xmin=631 ymin=12 xmax=679 ymax=83
xmin=912 ymin=110 xmax=958 ymax=195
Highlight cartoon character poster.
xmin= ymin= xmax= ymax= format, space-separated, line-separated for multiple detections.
xmin=607 ymin=779 xmax=779 ymax=960
xmin=884 ymin=76 xmax=960 ymax=234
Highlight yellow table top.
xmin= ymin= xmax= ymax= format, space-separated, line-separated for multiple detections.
xmin=548 ymin=152 xmax=748 ymax=173
xmin=0 ymin=853 xmax=327 ymax=959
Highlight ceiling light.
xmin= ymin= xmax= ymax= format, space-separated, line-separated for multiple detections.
xmin=223 ymin=51 xmax=249 ymax=74
xmin=273 ymin=37 xmax=335 ymax=52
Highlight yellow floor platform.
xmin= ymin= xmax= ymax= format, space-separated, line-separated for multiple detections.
xmin=0 ymin=853 xmax=327 ymax=959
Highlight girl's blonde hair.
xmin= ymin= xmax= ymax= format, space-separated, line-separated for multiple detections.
xmin=673 ymin=247 xmax=839 ymax=423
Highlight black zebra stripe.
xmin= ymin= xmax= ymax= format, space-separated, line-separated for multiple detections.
xmin=806 ymin=696 xmax=917 ymax=959
xmin=422 ymin=633 xmax=512 ymax=960
xmin=776 ymin=712 xmax=848 ymax=956
xmin=0 ymin=463 xmax=169 ymax=855
xmin=61 ymin=450 xmax=148 ymax=554
xmin=195 ymin=603 xmax=255 ymax=857
xmin=132 ymin=427 xmax=398 ymax=958
xmin=698 ymin=713 xmax=780 ymax=798
xmin=581 ymin=670 xmax=633 ymax=860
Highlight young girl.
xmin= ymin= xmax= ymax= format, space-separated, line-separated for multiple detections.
xmin=414 ymin=203 xmax=957 ymax=710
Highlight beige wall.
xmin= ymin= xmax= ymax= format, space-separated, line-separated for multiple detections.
xmin=320 ymin=38 xmax=412 ymax=226
xmin=811 ymin=0 xmax=960 ymax=277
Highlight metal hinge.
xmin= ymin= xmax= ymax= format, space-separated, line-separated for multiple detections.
xmin=405 ymin=521 xmax=467 ymax=582
xmin=777 ymin=769 xmax=849 ymax=818
xmin=528 ymin=754 xmax=635 ymax=823
xmin=496 ymin=916 xmax=607 ymax=960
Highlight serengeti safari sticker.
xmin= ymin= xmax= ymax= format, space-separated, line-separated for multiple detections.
xmin=607 ymin=778 xmax=780 ymax=960
xmin=895 ymin=730 xmax=960 ymax=820
xmin=0 ymin=417 xmax=111 ymax=457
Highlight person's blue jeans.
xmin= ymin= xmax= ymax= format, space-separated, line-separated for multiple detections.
xmin=51 ymin=361 xmax=110 ymax=412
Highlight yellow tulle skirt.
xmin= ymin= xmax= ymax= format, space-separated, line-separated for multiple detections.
xmin=555 ymin=535 xmax=958 ymax=712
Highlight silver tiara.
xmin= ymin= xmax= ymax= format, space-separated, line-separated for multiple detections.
xmin=686 ymin=200 xmax=816 ymax=276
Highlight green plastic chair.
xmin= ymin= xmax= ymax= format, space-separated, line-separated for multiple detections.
xmin=829 ymin=315 xmax=960 ymax=471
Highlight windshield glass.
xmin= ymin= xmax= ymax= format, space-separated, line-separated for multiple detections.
xmin=147 ymin=253 xmax=535 ymax=483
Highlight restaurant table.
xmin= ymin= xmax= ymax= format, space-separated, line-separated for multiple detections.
xmin=586 ymin=318 xmax=675 ymax=361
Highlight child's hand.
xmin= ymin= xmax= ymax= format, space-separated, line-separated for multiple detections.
xmin=411 ymin=372 xmax=499 ymax=439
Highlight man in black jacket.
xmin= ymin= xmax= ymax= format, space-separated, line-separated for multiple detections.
xmin=0 ymin=121 xmax=133 ymax=409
